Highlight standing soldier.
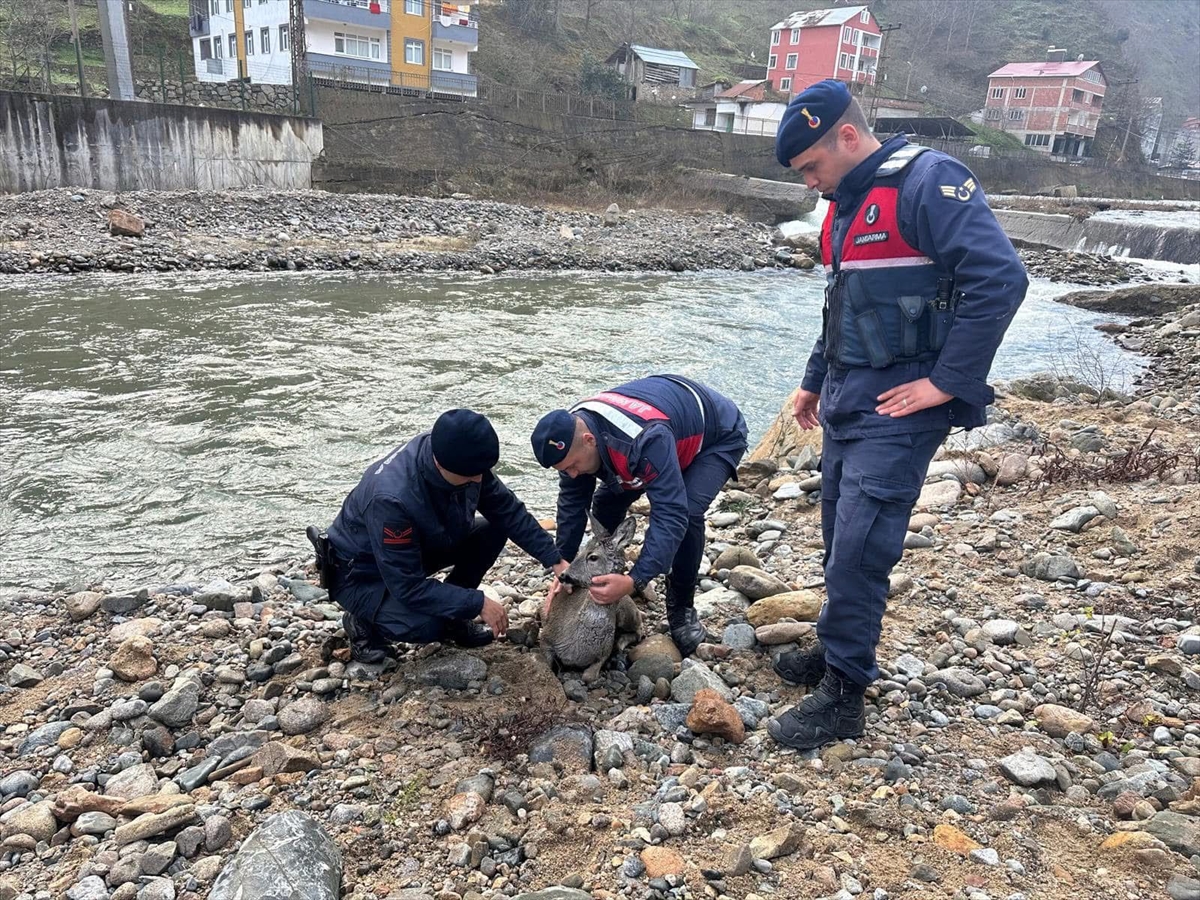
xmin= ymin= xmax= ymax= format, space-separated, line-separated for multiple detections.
xmin=768 ymin=81 xmax=1028 ymax=750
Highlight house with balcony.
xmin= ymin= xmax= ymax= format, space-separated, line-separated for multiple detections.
xmin=985 ymin=52 xmax=1106 ymax=158
xmin=765 ymin=6 xmax=881 ymax=97
xmin=689 ymin=80 xmax=787 ymax=137
xmin=188 ymin=0 xmax=477 ymax=97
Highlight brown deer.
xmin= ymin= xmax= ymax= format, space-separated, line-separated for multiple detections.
xmin=540 ymin=515 xmax=643 ymax=684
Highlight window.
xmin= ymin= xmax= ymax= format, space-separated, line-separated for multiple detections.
xmin=199 ymin=39 xmax=212 ymax=61
xmin=404 ymin=38 xmax=424 ymax=65
xmin=209 ymin=0 xmax=219 ymax=14
xmin=767 ymin=54 xmax=777 ymax=69
xmin=842 ymin=26 xmax=851 ymax=42
xmin=1072 ymin=89 xmax=1085 ymax=102
xmin=852 ymin=28 xmax=860 ymax=44
xmin=243 ymin=0 xmax=250 ymax=7
xmin=245 ymin=32 xmax=254 ymax=55
xmin=986 ymin=108 xmax=1001 ymax=120
xmin=703 ymin=107 xmax=716 ymax=126
xmin=861 ymin=9 xmax=870 ymax=23
xmin=229 ymin=33 xmax=237 ymax=57
xmin=336 ymin=32 xmax=382 ymax=60
xmin=780 ymin=77 xmax=791 ymax=91
xmin=1085 ymin=69 xmax=1102 ymax=84
xmin=839 ymin=52 xmax=851 ymax=70
xmin=279 ymin=25 xmax=289 ymax=52
xmin=790 ymin=28 xmax=799 ymax=43
xmin=1013 ymin=87 xmax=1026 ymax=99
xmin=260 ymin=27 xmax=270 ymax=54
xmin=1092 ymin=93 xmax=1102 ymax=107
xmin=1008 ymin=108 xmax=1023 ymax=120
xmin=1024 ymin=133 xmax=1050 ymax=147
xmin=771 ymin=30 xmax=780 ymax=46
xmin=213 ymin=35 xmax=223 ymax=58
xmin=990 ymin=86 xmax=1004 ymax=99
xmin=433 ymin=47 xmax=452 ymax=71
xmin=405 ymin=0 xmax=423 ymax=13
xmin=225 ymin=0 xmax=233 ymax=12
xmin=785 ymin=53 xmax=797 ymax=70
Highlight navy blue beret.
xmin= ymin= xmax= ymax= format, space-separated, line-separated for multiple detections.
xmin=531 ymin=409 xmax=575 ymax=468
xmin=431 ymin=408 xmax=499 ymax=477
xmin=775 ymin=79 xmax=853 ymax=167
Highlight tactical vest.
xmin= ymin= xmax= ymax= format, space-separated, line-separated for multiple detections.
xmin=820 ymin=144 xmax=958 ymax=369
xmin=572 ymin=377 xmax=706 ymax=490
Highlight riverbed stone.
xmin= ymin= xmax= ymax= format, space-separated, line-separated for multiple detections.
xmin=278 ymin=697 xmax=329 ymax=735
xmin=208 ymin=811 xmax=341 ymax=900
xmin=998 ymin=749 xmax=1058 ymax=787
xmin=670 ymin=660 xmax=733 ymax=704
xmin=110 ymin=636 xmax=158 ymax=682
xmin=418 ymin=653 xmax=487 ymax=689
xmin=727 ymin=566 xmax=789 ymax=600
xmin=745 ymin=590 xmax=822 ymax=626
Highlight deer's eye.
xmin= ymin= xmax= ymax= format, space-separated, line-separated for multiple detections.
xmin=587 ymin=554 xmax=601 ymax=562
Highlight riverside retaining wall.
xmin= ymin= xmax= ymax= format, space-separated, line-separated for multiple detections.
xmin=994 ymin=209 xmax=1199 ymax=264
xmin=0 ymin=90 xmax=323 ymax=193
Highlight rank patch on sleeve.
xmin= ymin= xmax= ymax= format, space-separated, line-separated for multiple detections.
xmin=939 ymin=178 xmax=977 ymax=202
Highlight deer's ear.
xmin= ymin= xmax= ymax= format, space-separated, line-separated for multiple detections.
xmin=587 ymin=512 xmax=609 ymax=540
xmin=611 ymin=516 xmax=637 ymax=549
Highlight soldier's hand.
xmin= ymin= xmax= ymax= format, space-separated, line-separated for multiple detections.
xmin=480 ymin=596 xmax=509 ymax=637
xmin=589 ymin=574 xmax=633 ymax=606
xmin=793 ymin=387 xmax=820 ymax=430
xmin=876 ymin=378 xmax=953 ymax=418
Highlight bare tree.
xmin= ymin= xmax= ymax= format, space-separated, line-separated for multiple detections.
xmin=0 ymin=0 xmax=66 ymax=89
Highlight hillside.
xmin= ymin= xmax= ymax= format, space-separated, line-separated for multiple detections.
xmin=478 ymin=0 xmax=1199 ymax=146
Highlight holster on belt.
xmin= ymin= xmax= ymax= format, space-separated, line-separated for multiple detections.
xmin=306 ymin=526 xmax=333 ymax=589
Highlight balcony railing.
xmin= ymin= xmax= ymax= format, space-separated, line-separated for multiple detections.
xmin=320 ymin=0 xmax=391 ymax=10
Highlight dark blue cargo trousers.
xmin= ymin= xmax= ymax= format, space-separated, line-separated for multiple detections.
xmin=818 ymin=428 xmax=948 ymax=685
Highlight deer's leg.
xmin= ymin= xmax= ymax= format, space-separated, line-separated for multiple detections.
xmin=581 ymin=659 xmax=604 ymax=684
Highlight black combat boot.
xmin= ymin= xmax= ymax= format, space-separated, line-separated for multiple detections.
xmin=443 ymin=619 xmax=495 ymax=649
xmin=343 ymin=612 xmax=391 ymax=665
xmin=668 ymin=606 xmax=708 ymax=658
xmin=767 ymin=668 xmax=866 ymax=751
xmin=773 ymin=639 xmax=828 ymax=687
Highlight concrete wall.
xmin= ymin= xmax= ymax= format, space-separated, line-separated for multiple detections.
xmin=994 ymin=209 xmax=1199 ymax=264
xmin=0 ymin=91 xmax=323 ymax=193
xmin=313 ymin=88 xmax=803 ymax=196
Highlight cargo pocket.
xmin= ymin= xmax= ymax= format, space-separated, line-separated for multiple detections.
xmin=841 ymin=475 xmax=920 ymax=572
xmin=897 ymin=295 xmax=928 ymax=359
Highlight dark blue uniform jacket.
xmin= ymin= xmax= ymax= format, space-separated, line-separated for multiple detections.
xmin=802 ymin=135 xmax=1029 ymax=438
xmin=556 ymin=375 xmax=747 ymax=585
xmin=327 ymin=433 xmax=562 ymax=623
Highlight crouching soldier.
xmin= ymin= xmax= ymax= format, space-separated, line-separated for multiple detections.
xmin=531 ymin=375 xmax=748 ymax=657
xmin=320 ymin=409 xmax=570 ymax=663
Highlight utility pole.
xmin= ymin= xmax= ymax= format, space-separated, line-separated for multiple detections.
xmin=290 ymin=0 xmax=308 ymax=96
xmin=68 ymin=0 xmax=86 ymax=97
xmin=867 ymin=24 xmax=902 ymax=126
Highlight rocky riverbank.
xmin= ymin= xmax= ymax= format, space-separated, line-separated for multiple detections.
xmin=2 ymin=300 xmax=1200 ymax=900
xmin=0 ymin=188 xmax=1193 ymax=285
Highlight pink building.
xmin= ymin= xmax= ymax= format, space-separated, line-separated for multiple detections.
xmin=985 ymin=55 xmax=1107 ymax=157
xmin=765 ymin=6 xmax=881 ymax=98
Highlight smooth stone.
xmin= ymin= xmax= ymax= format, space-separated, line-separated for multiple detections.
xmin=208 ymin=811 xmax=341 ymax=900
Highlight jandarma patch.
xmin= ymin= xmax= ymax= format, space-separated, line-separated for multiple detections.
xmin=852 ymin=231 xmax=889 ymax=245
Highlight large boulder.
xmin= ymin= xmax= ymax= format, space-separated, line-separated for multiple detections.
xmin=209 ymin=811 xmax=341 ymax=900
xmin=745 ymin=591 xmax=822 ymax=626
xmin=746 ymin=388 xmax=823 ymax=467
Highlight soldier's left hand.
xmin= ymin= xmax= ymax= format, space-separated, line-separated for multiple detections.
xmin=589 ymin=574 xmax=633 ymax=606
xmin=876 ymin=378 xmax=953 ymax=417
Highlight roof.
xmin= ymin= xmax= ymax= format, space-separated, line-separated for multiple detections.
xmin=772 ymin=6 xmax=869 ymax=30
xmin=717 ymin=79 xmax=786 ymax=102
xmin=628 ymin=44 xmax=698 ymax=69
xmin=1183 ymin=117 xmax=1200 ymax=130
xmin=988 ymin=60 xmax=1102 ymax=79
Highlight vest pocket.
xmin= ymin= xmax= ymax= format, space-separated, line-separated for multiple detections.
xmin=854 ymin=309 xmax=894 ymax=368
xmin=897 ymin=295 xmax=927 ymax=358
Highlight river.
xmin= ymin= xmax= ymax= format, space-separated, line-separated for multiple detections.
xmin=0 ymin=269 xmax=1144 ymax=594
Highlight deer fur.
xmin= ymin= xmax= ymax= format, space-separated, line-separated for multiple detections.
xmin=540 ymin=514 xmax=643 ymax=684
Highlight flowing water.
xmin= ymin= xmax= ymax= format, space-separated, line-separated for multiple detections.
xmin=0 ymin=269 xmax=1144 ymax=593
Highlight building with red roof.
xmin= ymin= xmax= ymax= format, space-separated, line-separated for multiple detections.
xmin=984 ymin=51 xmax=1107 ymax=157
